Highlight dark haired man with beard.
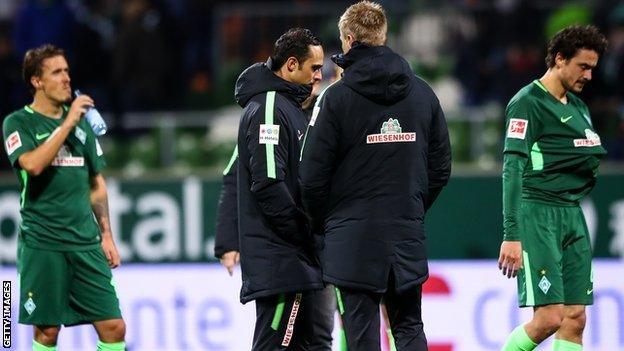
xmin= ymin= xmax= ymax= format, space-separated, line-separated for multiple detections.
xmin=498 ymin=25 xmax=608 ymax=351
xmin=215 ymin=80 xmax=337 ymax=351
xmin=235 ymin=28 xmax=324 ymax=350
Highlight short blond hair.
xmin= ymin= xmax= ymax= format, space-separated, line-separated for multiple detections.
xmin=338 ymin=1 xmax=387 ymax=46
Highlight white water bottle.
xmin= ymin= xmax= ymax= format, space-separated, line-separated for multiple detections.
xmin=74 ymin=90 xmax=107 ymax=136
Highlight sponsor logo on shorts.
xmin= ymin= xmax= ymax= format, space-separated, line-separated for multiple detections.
xmin=259 ymin=124 xmax=280 ymax=145
xmin=574 ymin=129 xmax=601 ymax=147
xmin=281 ymin=293 xmax=302 ymax=347
xmin=506 ymin=118 xmax=528 ymax=139
xmin=5 ymin=131 xmax=21 ymax=155
xmin=366 ymin=118 xmax=416 ymax=144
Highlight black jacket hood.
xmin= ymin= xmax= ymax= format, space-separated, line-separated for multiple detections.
xmin=234 ymin=59 xmax=312 ymax=107
xmin=332 ymin=44 xmax=413 ymax=104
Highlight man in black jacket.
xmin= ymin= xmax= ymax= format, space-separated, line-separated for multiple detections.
xmin=299 ymin=2 xmax=452 ymax=350
xmin=213 ymin=81 xmax=337 ymax=348
xmin=236 ymin=28 xmax=324 ymax=350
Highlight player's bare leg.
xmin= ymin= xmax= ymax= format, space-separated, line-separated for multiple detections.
xmin=501 ymin=304 xmax=564 ymax=351
xmin=552 ymin=305 xmax=585 ymax=350
xmin=525 ymin=304 xmax=565 ymax=342
xmin=33 ymin=326 xmax=60 ymax=350
xmin=94 ymin=318 xmax=126 ymax=350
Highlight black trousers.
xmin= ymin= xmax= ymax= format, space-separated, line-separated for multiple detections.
xmin=337 ymin=281 xmax=427 ymax=351
xmin=252 ymin=287 xmax=335 ymax=351
xmin=309 ymin=284 xmax=335 ymax=351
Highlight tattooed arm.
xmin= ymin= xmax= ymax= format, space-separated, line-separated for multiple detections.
xmin=90 ymin=174 xmax=120 ymax=268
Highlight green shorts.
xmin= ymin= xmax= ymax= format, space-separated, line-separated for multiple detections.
xmin=18 ymin=245 xmax=122 ymax=326
xmin=517 ymin=200 xmax=593 ymax=307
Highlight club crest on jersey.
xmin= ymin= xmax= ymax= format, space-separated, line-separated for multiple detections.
xmin=51 ymin=145 xmax=84 ymax=167
xmin=507 ymin=119 xmax=528 ymax=139
xmin=5 ymin=131 xmax=22 ymax=155
xmin=259 ymin=124 xmax=280 ymax=145
xmin=75 ymin=127 xmax=87 ymax=144
xmin=574 ymin=129 xmax=601 ymax=147
xmin=366 ymin=118 xmax=416 ymax=144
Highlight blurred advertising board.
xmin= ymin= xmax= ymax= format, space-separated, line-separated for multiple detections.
xmin=1 ymin=174 xmax=624 ymax=264
xmin=0 ymin=261 xmax=621 ymax=351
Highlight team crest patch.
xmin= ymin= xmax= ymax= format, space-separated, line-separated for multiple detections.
xmin=75 ymin=127 xmax=87 ymax=144
xmin=506 ymin=118 xmax=528 ymax=139
xmin=574 ymin=129 xmax=601 ymax=147
xmin=366 ymin=118 xmax=416 ymax=144
xmin=24 ymin=297 xmax=36 ymax=315
xmin=538 ymin=276 xmax=551 ymax=294
xmin=5 ymin=131 xmax=22 ymax=155
xmin=259 ymin=124 xmax=280 ymax=145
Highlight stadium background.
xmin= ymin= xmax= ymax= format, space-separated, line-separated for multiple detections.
xmin=0 ymin=0 xmax=623 ymax=350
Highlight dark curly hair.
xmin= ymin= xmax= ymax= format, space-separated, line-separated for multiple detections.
xmin=270 ymin=28 xmax=321 ymax=71
xmin=22 ymin=44 xmax=65 ymax=95
xmin=545 ymin=25 xmax=608 ymax=68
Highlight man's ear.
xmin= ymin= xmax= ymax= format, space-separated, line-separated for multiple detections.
xmin=31 ymin=76 xmax=40 ymax=89
xmin=555 ymin=52 xmax=566 ymax=68
xmin=285 ymin=57 xmax=299 ymax=72
xmin=346 ymin=34 xmax=356 ymax=49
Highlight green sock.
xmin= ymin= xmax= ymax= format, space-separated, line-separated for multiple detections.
xmin=387 ymin=327 xmax=397 ymax=351
xmin=501 ymin=325 xmax=538 ymax=351
xmin=339 ymin=328 xmax=348 ymax=351
xmin=96 ymin=340 xmax=126 ymax=351
xmin=33 ymin=340 xmax=57 ymax=351
xmin=553 ymin=339 xmax=582 ymax=351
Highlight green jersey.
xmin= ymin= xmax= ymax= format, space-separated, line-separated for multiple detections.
xmin=2 ymin=105 xmax=106 ymax=251
xmin=503 ymin=80 xmax=606 ymax=205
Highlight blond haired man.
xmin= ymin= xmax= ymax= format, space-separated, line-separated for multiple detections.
xmin=300 ymin=2 xmax=451 ymax=350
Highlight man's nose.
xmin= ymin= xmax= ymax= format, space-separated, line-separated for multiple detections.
xmin=314 ymin=70 xmax=322 ymax=81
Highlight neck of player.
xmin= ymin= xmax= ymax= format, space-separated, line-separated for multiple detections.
xmin=30 ymin=93 xmax=64 ymax=119
xmin=539 ymin=70 xmax=568 ymax=104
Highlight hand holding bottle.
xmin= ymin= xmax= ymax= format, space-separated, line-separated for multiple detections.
xmin=74 ymin=90 xmax=107 ymax=135
xmin=65 ymin=94 xmax=94 ymax=129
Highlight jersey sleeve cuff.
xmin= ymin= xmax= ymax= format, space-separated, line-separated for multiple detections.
xmin=503 ymin=232 xmax=520 ymax=241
